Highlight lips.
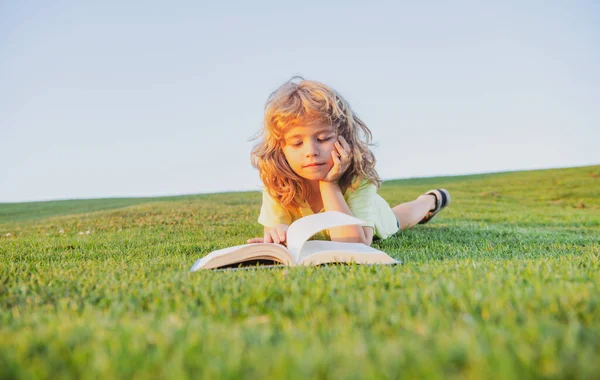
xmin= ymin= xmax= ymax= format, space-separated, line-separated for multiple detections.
xmin=303 ymin=163 xmax=325 ymax=168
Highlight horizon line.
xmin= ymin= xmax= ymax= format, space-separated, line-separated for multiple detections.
xmin=1 ymin=162 xmax=598 ymax=205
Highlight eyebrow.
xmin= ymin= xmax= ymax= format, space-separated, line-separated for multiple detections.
xmin=285 ymin=129 xmax=334 ymax=140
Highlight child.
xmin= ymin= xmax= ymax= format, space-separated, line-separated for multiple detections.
xmin=247 ymin=77 xmax=450 ymax=246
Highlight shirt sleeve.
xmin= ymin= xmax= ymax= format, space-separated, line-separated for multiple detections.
xmin=345 ymin=180 xmax=377 ymax=229
xmin=257 ymin=190 xmax=292 ymax=227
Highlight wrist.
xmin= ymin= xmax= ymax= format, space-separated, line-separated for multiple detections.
xmin=319 ymin=180 xmax=341 ymax=192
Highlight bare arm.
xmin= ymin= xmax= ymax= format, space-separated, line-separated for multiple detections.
xmin=319 ymin=181 xmax=374 ymax=245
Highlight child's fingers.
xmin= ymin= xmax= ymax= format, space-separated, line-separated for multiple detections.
xmin=331 ymin=150 xmax=341 ymax=167
xmin=339 ymin=135 xmax=351 ymax=152
xmin=335 ymin=141 xmax=349 ymax=161
xmin=275 ymin=225 xmax=287 ymax=242
xmin=270 ymin=229 xmax=281 ymax=244
xmin=247 ymin=237 xmax=264 ymax=244
xmin=264 ymin=233 xmax=273 ymax=244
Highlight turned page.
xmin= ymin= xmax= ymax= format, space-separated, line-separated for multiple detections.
xmin=286 ymin=211 xmax=366 ymax=263
xmin=190 ymin=243 xmax=290 ymax=271
xmin=297 ymin=240 xmax=398 ymax=266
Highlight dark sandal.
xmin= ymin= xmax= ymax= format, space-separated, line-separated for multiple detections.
xmin=418 ymin=189 xmax=451 ymax=224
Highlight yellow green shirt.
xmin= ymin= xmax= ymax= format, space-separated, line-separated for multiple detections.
xmin=257 ymin=179 xmax=400 ymax=240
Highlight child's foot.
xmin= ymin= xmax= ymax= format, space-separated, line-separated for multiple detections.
xmin=418 ymin=189 xmax=451 ymax=224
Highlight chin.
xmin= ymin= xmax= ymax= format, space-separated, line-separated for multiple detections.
xmin=300 ymin=174 xmax=324 ymax=181
xmin=299 ymin=172 xmax=326 ymax=181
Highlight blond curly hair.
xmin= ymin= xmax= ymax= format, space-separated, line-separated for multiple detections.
xmin=251 ymin=76 xmax=381 ymax=212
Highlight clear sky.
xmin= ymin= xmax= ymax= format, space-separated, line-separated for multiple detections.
xmin=1 ymin=1 xmax=598 ymax=203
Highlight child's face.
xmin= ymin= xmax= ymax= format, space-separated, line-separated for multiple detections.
xmin=282 ymin=123 xmax=337 ymax=182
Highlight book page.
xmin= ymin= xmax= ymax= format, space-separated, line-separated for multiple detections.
xmin=298 ymin=240 xmax=383 ymax=261
xmin=286 ymin=211 xmax=366 ymax=262
xmin=298 ymin=240 xmax=399 ymax=266
xmin=190 ymin=243 xmax=290 ymax=271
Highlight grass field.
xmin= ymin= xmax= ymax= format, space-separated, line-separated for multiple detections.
xmin=1 ymin=165 xmax=599 ymax=379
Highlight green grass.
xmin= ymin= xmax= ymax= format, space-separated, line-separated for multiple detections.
xmin=1 ymin=165 xmax=599 ymax=379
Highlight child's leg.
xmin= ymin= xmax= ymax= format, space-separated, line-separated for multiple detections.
xmin=392 ymin=195 xmax=436 ymax=230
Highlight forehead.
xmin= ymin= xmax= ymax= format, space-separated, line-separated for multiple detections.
xmin=283 ymin=123 xmax=335 ymax=139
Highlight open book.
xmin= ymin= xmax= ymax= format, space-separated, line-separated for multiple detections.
xmin=190 ymin=211 xmax=400 ymax=271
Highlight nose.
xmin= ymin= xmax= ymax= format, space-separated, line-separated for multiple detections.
xmin=304 ymin=140 xmax=319 ymax=157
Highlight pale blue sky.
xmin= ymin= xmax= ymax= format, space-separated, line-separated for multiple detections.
xmin=1 ymin=1 xmax=598 ymax=203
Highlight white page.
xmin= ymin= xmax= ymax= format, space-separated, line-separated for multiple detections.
xmin=190 ymin=243 xmax=286 ymax=272
xmin=299 ymin=241 xmax=399 ymax=266
xmin=286 ymin=211 xmax=366 ymax=262
xmin=298 ymin=240 xmax=386 ymax=262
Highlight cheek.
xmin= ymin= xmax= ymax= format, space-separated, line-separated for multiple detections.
xmin=324 ymin=142 xmax=336 ymax=161
xmin=282 ymin=149 xmax=300 ymax=167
